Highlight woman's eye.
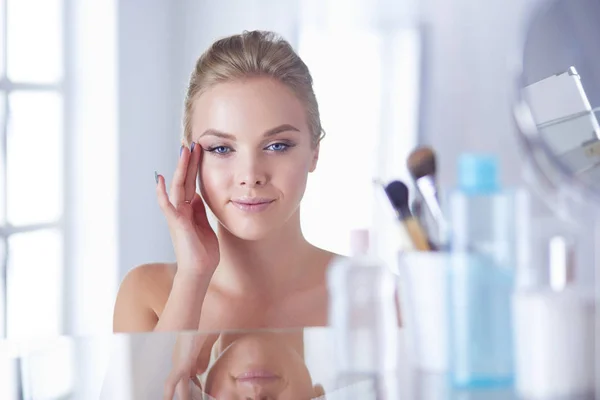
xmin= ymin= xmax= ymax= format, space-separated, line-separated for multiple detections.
xmin=266 ymin=142 xmax=290 ymax=152
xmin=208 ymin=146 xmax=231 ymax=154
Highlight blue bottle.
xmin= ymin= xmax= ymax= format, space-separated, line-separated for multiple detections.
xmin=446 ymin=154 xmax=515 ymax=389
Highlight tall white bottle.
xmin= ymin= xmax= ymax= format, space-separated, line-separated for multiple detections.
xmin=327 ymin=229 xmax=400 ymax=399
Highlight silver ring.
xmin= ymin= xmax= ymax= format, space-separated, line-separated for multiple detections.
xmin=184 ymin=200 xmax=192 ymax=204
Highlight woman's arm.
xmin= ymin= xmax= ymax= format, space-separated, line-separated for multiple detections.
xmin=151 ymin=144 xmax=220 ymax=332
xmin=113 ymin=144 xmax=219 ymax=334
xmin=112 ymin=264 xmax=213 ymax=333
xmin=154 ymin=271 xmax=211 ymax=332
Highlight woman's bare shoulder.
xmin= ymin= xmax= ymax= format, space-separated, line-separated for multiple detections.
xmin=113 ymin=262 xmax=177 ymax=332
xmin=122 ymin=262 xmax=178 ymax=305
xmin=123 ymin=262 xmax=177 ymax=286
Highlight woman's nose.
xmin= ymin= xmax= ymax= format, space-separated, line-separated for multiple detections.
xmin=239 ymin=176 xmax=265 ymax=187
xmin=236 ymin=156 xmax=267 ymax=187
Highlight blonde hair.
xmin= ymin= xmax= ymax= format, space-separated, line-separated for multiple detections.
xmin=183 ymin=30 xmax=324 ymax=147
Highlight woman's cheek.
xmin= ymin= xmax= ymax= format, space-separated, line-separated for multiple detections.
xmin=278 ymin=161 xmax=310 ymax=197
xmin=199 ymin=163 xmax=230 ymax=204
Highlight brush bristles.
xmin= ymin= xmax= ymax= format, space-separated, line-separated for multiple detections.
xmin=384 ymin=180 xmax=410 ymax=214
xmin=407 ymin=147 xmax=437 ymax=180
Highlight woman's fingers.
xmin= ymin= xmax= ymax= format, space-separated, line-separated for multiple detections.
xmin=170 ymin=145 xmax=192 ymax=206
xmin=175 ymin=379 xmax=192 ymax=400
xmin=190 ymin=193 xmax=211 ymax=228
xmin=162 ymin=369 xmax=181 ymax=400
xmin=163 ymin=374 xmax=194 ymax=400
xmin=184 ymin=143 xmax=200 ymax=201
xmin=156 ymin=173 xmax=176 ymax=220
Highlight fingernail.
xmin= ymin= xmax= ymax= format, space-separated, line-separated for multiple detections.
xmin=190 ymin=142 xmax=196 ymax=153
xmin=179 ymin=145 xmax=184 ymax=157
xmin=154 ymin=171 xmax=158 ymax=184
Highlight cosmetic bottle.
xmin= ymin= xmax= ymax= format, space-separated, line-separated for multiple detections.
xmin=327 ymin=229 xmax=400 ymax=398
xmin=513 ymin=235 xmax=595 ymax=399
xmin=446 ymin=154 xmax=517 ymax=389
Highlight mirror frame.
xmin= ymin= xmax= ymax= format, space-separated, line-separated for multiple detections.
xmin=512 ymin=0 xmax=600 ymax=214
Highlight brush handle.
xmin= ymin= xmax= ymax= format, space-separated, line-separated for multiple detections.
xmin=416 ymin=175 xmax=447 ymax=235
xmin=403 ymin=217 xmax=431 ymax=251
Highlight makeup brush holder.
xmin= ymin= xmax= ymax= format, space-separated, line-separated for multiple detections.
xmin=396 ymin=251 xmax=449 ymax=372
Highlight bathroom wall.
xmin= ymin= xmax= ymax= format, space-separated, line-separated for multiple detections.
xmin=70 ymin=0 xmax=554 ymax=335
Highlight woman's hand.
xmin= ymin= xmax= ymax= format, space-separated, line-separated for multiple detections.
xmin=163 ymin=332 xmax=218 ymax=400
xmin=156 ymin=143 xmax=220 ymax=278
xmin=155 ymin=144 xmax=219 ymax=397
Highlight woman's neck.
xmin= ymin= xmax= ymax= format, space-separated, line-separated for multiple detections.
xmin=212 ymin=210 xmax=319 ymax=298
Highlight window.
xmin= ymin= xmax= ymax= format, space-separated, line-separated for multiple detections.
xmin=0 ymin=0 xmax=65 ymax=339
xmin=298 ymin=28 xmax=383 ymax=256
xmin=298 ymin=22 xmax=421 ymax=261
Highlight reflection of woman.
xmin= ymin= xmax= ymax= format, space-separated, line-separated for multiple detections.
xmin=202 ymin=331 xmax=325 ymax=399
xmin=112 ymin=30 xmax=338 ymax=395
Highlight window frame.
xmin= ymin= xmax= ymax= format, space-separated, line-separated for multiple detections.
xmin=0 ymin=0 xmax=69 ymax=339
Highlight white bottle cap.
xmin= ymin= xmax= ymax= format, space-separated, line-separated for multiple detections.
xmin=549 ymin=235 xmax=575 ymax=291
xmin=350 ymin=229 xmax=370 ymax=257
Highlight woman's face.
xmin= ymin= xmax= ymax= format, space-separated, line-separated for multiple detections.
xmin=204 ymin=333 xmax=324 ymax=399
xmin=191 ymin=77 xmax=319 ymax=240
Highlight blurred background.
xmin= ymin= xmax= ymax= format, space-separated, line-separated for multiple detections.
xmin=0 ymin=0 xmax=537 ymax=341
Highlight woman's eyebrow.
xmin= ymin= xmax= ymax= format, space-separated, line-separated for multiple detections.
xmin=263 ymin=124 xmax=300 ymax=137
xmin=199 ymin=124 xmax=300 ymax=141
xmin=199 ymin=129 xmax=236 ymax=140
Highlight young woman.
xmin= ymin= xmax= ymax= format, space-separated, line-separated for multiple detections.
xmin=113 ymin=30 xmax=338 ymax=396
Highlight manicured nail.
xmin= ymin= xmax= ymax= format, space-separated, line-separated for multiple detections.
xmin=154 ymin=171 xmax=158 ymax=184
xmin=180 ymin=145 xmax=184 ymax=157
xmin=190 ymin=142 xmax=196 ymax=153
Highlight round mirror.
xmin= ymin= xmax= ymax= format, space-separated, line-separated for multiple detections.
xmin=514 ymin=0 xmax=600 ymax=205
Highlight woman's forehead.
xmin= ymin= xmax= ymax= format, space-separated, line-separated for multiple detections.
xmin=191 ymin=79 xmax=309 ymax=139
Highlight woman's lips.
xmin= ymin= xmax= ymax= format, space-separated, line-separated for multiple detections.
xmin=230 ymin=198 xmax=275 ymax=212
xmin=235 ymin=370 xmax=280 ymax=383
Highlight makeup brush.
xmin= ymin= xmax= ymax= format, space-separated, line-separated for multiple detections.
xmin=384 ymin=180 xmax=431 ymax=251
xmin=407 ymin=147 xmax=447 ymax=246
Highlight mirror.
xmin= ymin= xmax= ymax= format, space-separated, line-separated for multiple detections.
xmin=0 ymin=329 xmax=390 ymax=399
xmin=1 ymin=328 xmax=517 ymax=399
xmin=0 ymin=1 xmax=424 ymax=339
xmin=515 ymin=0 xmax=600 ymax=199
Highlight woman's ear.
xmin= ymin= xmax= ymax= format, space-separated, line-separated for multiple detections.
xmin=312 ymin=383 xmax=325 ymax=398
xmin=309 ymin=143 xmax=320 ymax=173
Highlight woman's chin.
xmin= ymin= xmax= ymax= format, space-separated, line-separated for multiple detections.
xmin=220 ymin=221 xmax=275 ymax=241
xmin=231 ymin=230 xmax=271 ymax=241
xmin=213 ymin=206 xmax=298 ymax=241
